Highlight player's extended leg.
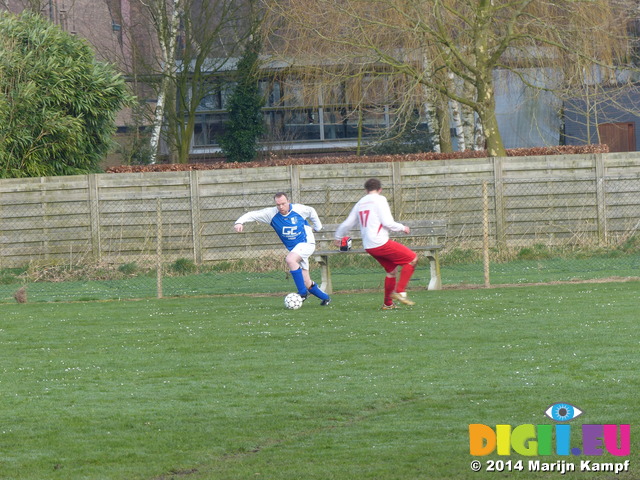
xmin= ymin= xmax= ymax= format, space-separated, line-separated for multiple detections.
xmin=396 ymin=254 xmax=418 ymax=294
xmin=384 ymin=268 xmax=398 ymax=308
xmin=378 ymin=243 xmax=416 ymax=306
xmin=302 ymin=268 xmax=331 ymax=305
xmin=287 ymin=244 xmax=331 ymax=305
xmin=366 ymin=248 xmax=400 ymax=309
xmin=286 ymin=251 xmax=308 ymax=297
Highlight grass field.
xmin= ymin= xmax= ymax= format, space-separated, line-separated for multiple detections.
xmin=0 ymin=281 xmax=638 ymax=479
xmin=1 ymin=252 xmax=639 ymax=303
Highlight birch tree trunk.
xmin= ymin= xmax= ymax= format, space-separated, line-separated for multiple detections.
xmin=423 ymin=96 xmax=441 ymax=153
xmin=147 ymin=0 xmax=182 ymax=164
xmin=448 ymin=72 xmax=466 ymax=151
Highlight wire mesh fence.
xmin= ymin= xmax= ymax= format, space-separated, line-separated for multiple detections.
xmin=1 ymin=176 xmax=639 ymax=303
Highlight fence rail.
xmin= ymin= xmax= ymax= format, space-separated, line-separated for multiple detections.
xmin=1 ymin=153 xmax=639 ymax=302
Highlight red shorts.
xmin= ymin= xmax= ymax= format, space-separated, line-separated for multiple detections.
xmin=366 ymin=240 xmax=417 ymax=273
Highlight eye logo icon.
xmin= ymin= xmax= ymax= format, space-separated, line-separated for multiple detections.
xmin=545 ymin=403 xmax=583 ymax=422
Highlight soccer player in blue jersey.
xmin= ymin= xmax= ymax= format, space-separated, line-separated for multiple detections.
xmin=233 ymin=192 xmax=331 ymax=306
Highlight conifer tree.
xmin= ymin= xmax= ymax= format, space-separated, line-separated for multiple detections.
xmin=219 ymin=36 xmax=265 ymax=163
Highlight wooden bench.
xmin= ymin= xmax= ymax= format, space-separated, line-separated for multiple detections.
xmin=313 ymin=220 xmax=446 ymax=294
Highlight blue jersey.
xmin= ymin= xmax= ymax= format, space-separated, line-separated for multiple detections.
xmin=235 ymin=202 xmax=322 ymax=251
xmin=270 ymin=209 xmax=312 ymax=250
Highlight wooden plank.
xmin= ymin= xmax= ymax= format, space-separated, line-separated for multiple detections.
xmin=0 ymin=216 xmax=90 ymax=230
xmin=399 ymin=161 xmax=494 ymax=178
xmin=0 ymin=229 xmax=91 ymax=243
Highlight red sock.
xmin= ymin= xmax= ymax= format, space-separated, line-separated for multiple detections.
xmin=384 ymin=276 xmax=396 ymax=305
xmin=396 ymin=263 xmax=415 ymax=293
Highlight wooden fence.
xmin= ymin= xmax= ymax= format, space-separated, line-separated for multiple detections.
xmin=1 ymin=152 xmax=639 ymax=268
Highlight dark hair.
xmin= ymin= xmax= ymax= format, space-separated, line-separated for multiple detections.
xmin=364 ymin=178 xmax=381 ymax=192
xmin=274 ymin=192 xmax=289 ymax=200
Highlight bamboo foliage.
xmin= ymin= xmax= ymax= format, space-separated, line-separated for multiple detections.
xmin=0 ymin=10 xmax=130 ymax=178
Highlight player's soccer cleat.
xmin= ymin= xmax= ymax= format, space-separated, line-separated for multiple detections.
xmin=381 ymin=303 xmax=398 ymax=310
xmin=300 ymin=294 xmax=308 ymax=302
xmin=391 ymin=291 xmax=415 ymax=306
xmin=320 ymin=297 xmax=331 ymax=306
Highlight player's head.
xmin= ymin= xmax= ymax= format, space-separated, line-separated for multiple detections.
xmin=274 ymin=192 xmax=290 ymax=214
xmin=364 ymin=178 xmax=382 ymax=193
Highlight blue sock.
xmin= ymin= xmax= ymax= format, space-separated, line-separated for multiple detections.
xmin=309 ymin=282 xmax=330 ymax=301
xmin=290 ymin=269 xmax=308 ymax=296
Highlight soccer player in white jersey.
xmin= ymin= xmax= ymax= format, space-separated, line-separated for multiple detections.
xmin=234 ymin=192 xmax=331 ymax=306
xmin=335 ymin=178 xmax=418 ymax=309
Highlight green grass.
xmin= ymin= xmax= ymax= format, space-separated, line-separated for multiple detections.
xmin=1 ymin=253 xmax=639 ymax=303
xmin=0 ymin=281 xmax=638 ymax=479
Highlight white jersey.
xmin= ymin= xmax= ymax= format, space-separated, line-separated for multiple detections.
xmin=335 ymin=193 xmax=405 ymax=249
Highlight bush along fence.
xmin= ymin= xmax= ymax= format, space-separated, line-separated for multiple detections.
xmin=0 ymin=153 xmax=639 ymax=302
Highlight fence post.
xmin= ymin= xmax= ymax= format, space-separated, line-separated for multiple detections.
xmin=0 ymin=196 xmax=3 ymax=269
xmin=391 ymin=162 xmax=403 ymax=218
xmin=492 ymin=156 xmax=506 ymax=249
xmin=594 ymin=153 xmax=607 ymax=246
xmin=156 ymin=198 xmax=163 ymax=299
xmin=289 ymin=164 xmax=301 ymax=202
xmin=189 ymin=170 xmax=203 ymax=264
xmin=482 ymin=181 xmax=491 ymax=288
xmin=88 ymin=174 xmax=101 ymax=261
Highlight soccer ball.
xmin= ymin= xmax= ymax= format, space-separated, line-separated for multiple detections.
xmin=284 ymin=292 xmax=303 ymax=310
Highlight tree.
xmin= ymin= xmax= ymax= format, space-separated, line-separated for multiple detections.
xmin=0 ymin=11 xmax=131 ymax=178
xmin=139 ymin=0 xmax=182 ymax=164
xmin=264 ymin=0 xmax=637 ymax=157
xmin=133 ymin=0 xmax=257 ymax=164
xmin=219 ymin=35 xmax=265 ymax=162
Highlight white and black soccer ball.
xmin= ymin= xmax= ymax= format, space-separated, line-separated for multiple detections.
xmin=284 ymin=292 xmax=303 ymax=310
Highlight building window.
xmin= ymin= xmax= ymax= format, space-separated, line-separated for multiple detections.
xmin=190 ymin=73 xmax=396 ymax=150
xmin=193 ymin=113 xmax=228 ymax=146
